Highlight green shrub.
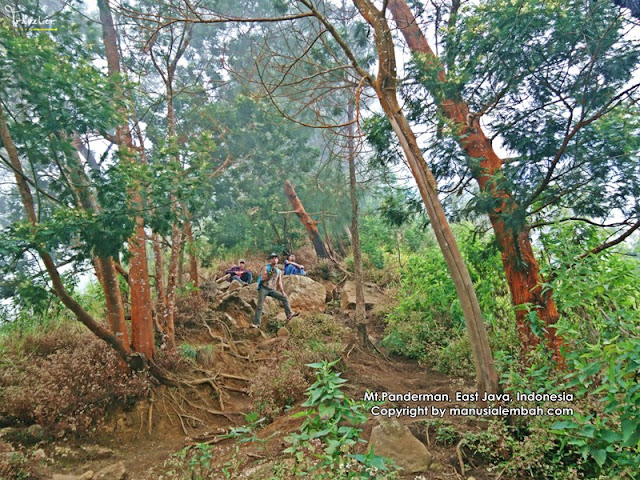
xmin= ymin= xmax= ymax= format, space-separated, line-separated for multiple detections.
xmin=382 ymin=227 xmax=516 ymax=376
xmin=179 ymin=343 xmax=198 ymax=361
xmin=284 ymin=360 xmax=396 ymax=479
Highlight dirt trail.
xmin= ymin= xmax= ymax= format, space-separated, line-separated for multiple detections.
xmin=11 ymin=281 xmax=497 ymax=480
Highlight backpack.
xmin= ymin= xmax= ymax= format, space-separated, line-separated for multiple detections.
xmin=256 ymin=264 xmax=278 ymax=290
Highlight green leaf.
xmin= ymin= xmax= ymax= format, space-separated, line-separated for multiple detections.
xmin=290 ymin=411 xmax=310 ymax=419
xmin=550 ymin=420 xmax=578 ymax=430
xmin=590 ymin=448 xmax=607 ymax=467
xmin=621 ymin=419 xmax=636 ymax=443
xmin=599 ymin=429 xmax=621 ymax=443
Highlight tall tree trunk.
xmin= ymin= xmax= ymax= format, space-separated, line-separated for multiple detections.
xmin=165 ymin=223 xmax=182 ymax=352
xmin=98 ymin=0 xmax=155 ymax=360
xmin=351 ymin=0 xmax=499 ymax=396
xmin=152 ymin=232 xmax=167 ymax=333
xmin=0 ymin=102 xmax=131 ymax=361
xmin=346 ymin=102 xmax=367 ymax=347
xmin=284 ymin=180 xmax=330 ymax=259
xmin=183 ymin=212 xmax=199 ymax=289
xmin=387 ymin=0 xmax=562 ymax=364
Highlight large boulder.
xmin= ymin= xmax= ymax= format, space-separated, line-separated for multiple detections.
xmin=227 ymin=279 xmax=244 ymax=293
xmin=217 ymin=276 xmax=326 ymax=326
xmin=282 ymin=275 xmax=326 ymax=313
xmin=369 ymin=417 xmax=432 ymax=473
xmin=340 ymin=281 xmax=384 ymax=311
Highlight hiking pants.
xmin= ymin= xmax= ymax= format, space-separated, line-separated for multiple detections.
xmin=230 ymin=271 xmax=253 ymax=284
xmin=253 ymin=286 xmax=292 ymax=326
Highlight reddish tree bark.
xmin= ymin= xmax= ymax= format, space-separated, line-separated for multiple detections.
xmin=387 ymin=0 xmax=563 ymax=364
xmin=98 ymin=0 xmax=155 ymax=360
xmin=152 ymin=232 xmax=167 ymax=332
xmin=284 ymin=180 xmax=330 ymax=259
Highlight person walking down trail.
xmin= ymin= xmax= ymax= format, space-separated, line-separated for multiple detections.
xmin=225 ymin=259 xmax=252 ymax=284
xmin=253 ymin=253 xmax=299 ymax=328
xmin=283 ymin=254 xmax=306 ymax=276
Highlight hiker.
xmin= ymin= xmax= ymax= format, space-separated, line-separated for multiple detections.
xmin=283 ymin=254 xmax=306 ymax=276
xmin=253 ymin=253 xmax=298 ymax=328
xmin=224 ymin=259 xmax=252 ymax=284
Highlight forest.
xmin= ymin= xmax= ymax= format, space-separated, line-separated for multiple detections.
xmin=0 ymin=0 xmax=639 ymax=478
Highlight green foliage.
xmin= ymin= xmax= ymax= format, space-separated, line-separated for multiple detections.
xmin=167 ymin=443 xmax=215 ymax=480
xmin=382 ymin=226 xmax=516 ymax=376
xmin=423 ymin=419 xmax=459 ymax=446
xmin=402 ymin=0 xmax=640 ymax=233
xmin=178 ymin=343 xmax=198 ymax=361
xmin=0 ymin=452 xmax=34 ymax=480
xmin=460 ymin=421 xmax=515 ymax=464
xmin=217 ymin=412 xmax=277 ymax=446
xmin=284 ymin=360 xmax=395 ymax=479
xmin=546 ymin=333 xmax=640 ymax=476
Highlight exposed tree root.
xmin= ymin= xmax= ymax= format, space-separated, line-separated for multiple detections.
xmin=456 ymin=439 xmax=466 ymax=476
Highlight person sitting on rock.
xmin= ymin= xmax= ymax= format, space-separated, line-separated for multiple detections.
xmin=224 ymin=259 xmax=252 ymax=284
xmin=253 ymin=253 xmax=299 ymax=328
xmin=283 ymin=254 xmax=306 ymax=276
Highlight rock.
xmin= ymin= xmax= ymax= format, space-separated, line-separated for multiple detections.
xmin=369 ymin=417 xmax=432 ymax=473
xmin=94 ymin=461 xmax=127 ymax=480
xmin=52 ymin=472 xmax=94 ymax=480
xmin=32 ymin=447 xmax=46 ymax=460
xmin=81 ymin=445 xmax=114 ymax=460
xmin=340 ymin=281 xmax=384 ymax=311
xmin=218 ymin=281 xmax=231 ymax=291
xmin=217 ymin=293 xmax=254 ymax=323
xmin=53 ymin=445 xmax=81 ymax=459
xmin=277 ymin=327 xmax=290 ymax=337
xmin=282 ymin=275 xmax=327 ymax=313
xmin=0 ymin=427 xmax=18 ymax=439
xmin=0 ymin=441 xmax=13 ymax=453
xmin=227 ymin=279 xmax=243 ymax=293
xmin=200 ymin=281 xmax=218 ymax=300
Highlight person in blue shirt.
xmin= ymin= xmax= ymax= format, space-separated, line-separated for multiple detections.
xmin=253 ymin=253 xmax=299 ymax=328
xmin=283 ymin=254 xmax=306 ymax=276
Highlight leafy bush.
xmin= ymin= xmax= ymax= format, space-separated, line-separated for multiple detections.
xmin=0 ymin=452 xmax=34 ymax=480
xmin=164 ymin=443 xmax=215 ymax=480
xmin=284 ymin=360 xmax=396 ymax=479
xmin=382 ymin=226 xmax=516 ymax=376
xmin=179 ymin=343 xmax=198 ymax=361
xmin=0 ymin=332 xmax=149 ymax=435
